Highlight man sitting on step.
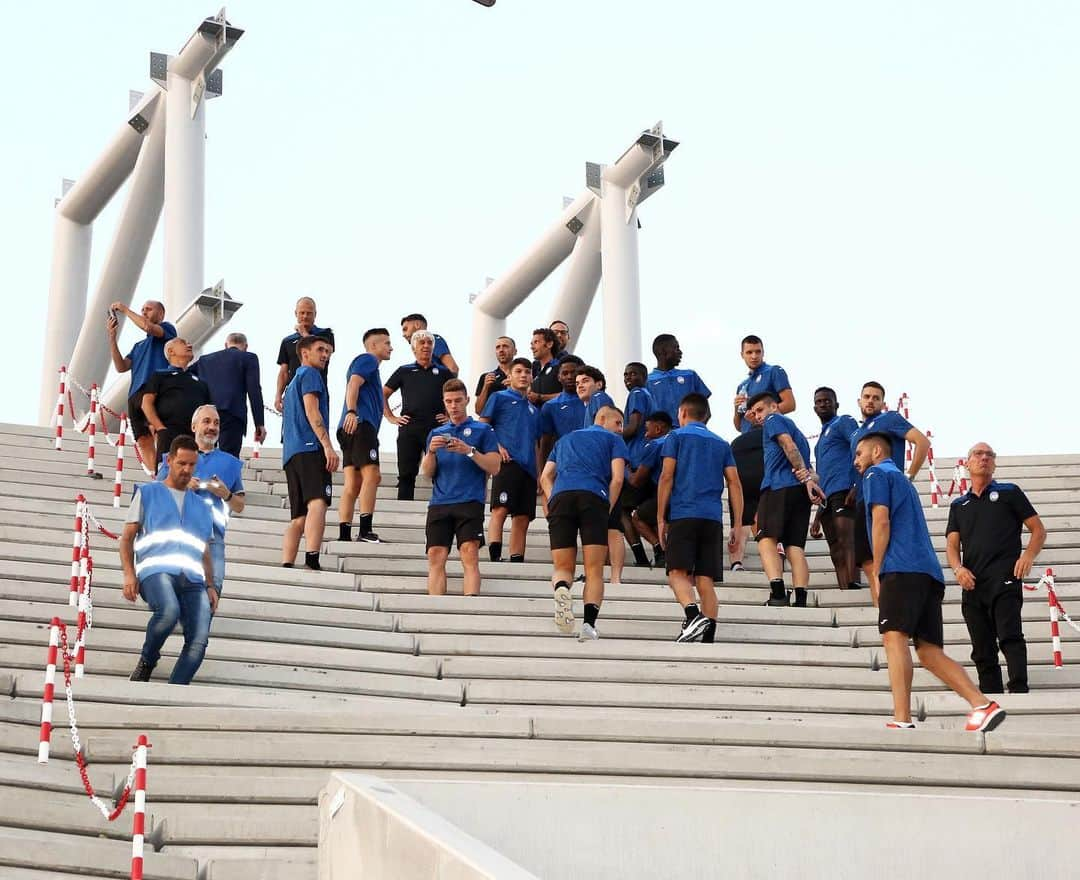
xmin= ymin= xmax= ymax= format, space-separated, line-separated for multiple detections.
xmin=121 ymin=435 xmax=217 ymax=685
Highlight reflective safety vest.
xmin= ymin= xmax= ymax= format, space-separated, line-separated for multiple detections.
xmin=158 ymin=448 xmax=242 ymax=540
xmin=134 ymin=481 xmax=214 ymax=585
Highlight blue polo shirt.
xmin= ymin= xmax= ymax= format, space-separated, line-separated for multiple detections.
xmin=338 ymin=353 xmax=383 ymax=430
xmin=282 ymin=366 xmax=329 ymax=466
xmin=634 ymin=434 xmax=668 ymax=482
xmin=425 ymin=418 xmax=499 ymax=506
xmin=761 ymin=412 xmax=812 ymax=491
xmin=624 ymin=386 xmax=655 ymax=465
xmin=662 ymin=422 xmax=735 ymax=522
xmin=127 ymin=321 xmax=177 ymax=396
xmin=737 ymin=362 xmax=791 ymax=433
xmin=432 ymin=334 xmax=452 ymax=362
xmin=583 ymin=390 xmax=616 ymax=427
xmin=850 ymin=411 xmax=913 ymax=475
xmin=863 ymin=459 xmax=943 ymax=582
xmin=158 ymin=448 xmax=244 ymax=539
xmin=540 ymin=392 xmax=584 ymax=440
xmin=547 ymin=426 xmax=629 ymax=503
xmin=645 ymin=368 xmax=711 ymax=422
xmin=814 ymin=414 xmax=860 ymax=497
xmin=480 ymin=389 xmax=541 ymax=477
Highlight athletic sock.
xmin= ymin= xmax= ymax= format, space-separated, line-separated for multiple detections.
xmin=702 ymin=619 xmax=717 ymax=643
xmin=793 ymin=588 xmax=808 ymax=606
xmin=337 ymin=523 xmax=352 ymax=542
xmin=554 ymin=580 xmax=571 ymax=593
xmin=489 ymin=542 xmax=503 ymax=562
xmin=630 ymin=542 xmax=649 ymax=565
xmin=769 ymin=578 xmax=786 ymax=598
xmin=357 ymin=513 xmax=374 ymax=535
xmin=304 ymin=551 xmax=321 ymax=571
xmin=509 ymin=554 xmax=524 ymax=563
xmin=847 ymin=581 xmax=863 ymax=590
xmin=584 ymin=603 xmax=600 ymax=626
xmin=684 ymin=603 xmax=700 ymax=623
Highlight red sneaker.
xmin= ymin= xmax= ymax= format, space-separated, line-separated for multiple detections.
xmin=965 ymin=701 xmax=1006 ymax=732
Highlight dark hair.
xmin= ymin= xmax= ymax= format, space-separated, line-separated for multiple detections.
xmin=363 ymin=327 xmax=390 ymax=342
xmin=645 ymin=410 xmax=673 ymax=427
xmin=651 ymin=333 xmax=677 ymax=356
xmin=625 ymin=361 xmax=648 ymax=375
xmin=509 ymin=357 xmax=533 ymax=372
xmin=814 ymin=386 xmax=837 ymax=399
xmin=495 ymin=335 xmax=516 ymax=347
xmin=862 ymin=381 xmax=886 ymax=396
xmin=576 ymin=365 xmax=605 ymax=387
xmin=297 ymin=334 xmax=331 ymax=354
xmin=549 ymin=320 xmax=569 ymax=330
xmin=679 ymin=392 xmax=710 ymax=421
xmin=741 ymin=335 xmax=763 ymax=349
xmin=594 ymin=404 xmax=624 ymax=421
xmin=442 ymin=378 xmax=467 ymax=396
xmin=746 ymin=391 xmax=779 ymax=410
xmin=558 ymin=354 xmax=584 ymax=368
xmin=168 ymin=435 xmax=199 ymax=457
xmin=400 ymin=313 xmax=427 ymax=326
xmin=532 ymin=327 xmax=556 ymax=347
xmin=858 ymin=432 xmax=892 ymax=457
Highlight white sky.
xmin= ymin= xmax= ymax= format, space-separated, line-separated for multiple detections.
xmin=7 ymin=1 xmax=1079 ymax=457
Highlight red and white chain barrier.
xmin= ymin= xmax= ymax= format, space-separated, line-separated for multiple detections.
xmin=54 ymin=366 xmax=67 ymax=450
xmin=946 ymin=458 xmax=969 ymax=498
xmin=1024 ymin=568 xmax=1080 ymax=669
xmin=86 ymin=384 xmax=99 ymax=476
xmin=924 ymin=429 xmax=945 ymax=508
xmin=69 ymin=495 xmax=85 ymax=607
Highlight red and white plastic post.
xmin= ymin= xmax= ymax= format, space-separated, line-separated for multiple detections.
xmin=130 ymin=735 xmax=149 ymax=880
xmin=925 ymin=429 xmax=944 ymax=508
xmin=1047 ymin=569 xmax=1063 ymax=669
xmin=69 ymin=495 xmax=86 ymax=607
xmin=113 ymin=413 xmax=127 ymax=508
xmin=74 ymin=557 xmax=92 ymax=678
xmin=898 ymin=393 xmax=912 ymax=463
xmin=86 ymin=384 xmax=99 ymax=476
xmin=38 ymin=618 xmax=61 ymax=764
xmin=55 ymin=366 xmax=67 ymax=451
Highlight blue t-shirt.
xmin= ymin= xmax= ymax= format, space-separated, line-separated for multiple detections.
xmin=338 ymin=353 xmax=383 ymax=430
xmin=863 ymin=459 xmax=943 ymax=582
xmin=548 ymin=426 xmax=629 ymax=503
xmin=540 ymin=391 xmax=584 ymax=440
xmin=634 ymin=434 xmax=668 ymax=482
xmin=662 ymin=422 xmax=735 ymax=522
xmin=432 ymin=334 xmax=452 ymax=362
xmin=583 ymin=390 xmax=615 ymax=428
xmin=282 ymin=366 xmax=329 ymax=466
xmin=736 ymin=362 xmax=791 ymax=433
xmin=761 ymin=412 xmax=811 ymax=491
xmin=127 ymin=321 xmax=178 ymax=395
xmin=624 ymin=386 xmax=655 ymax=464
xmin=850 ymin=411 xmax=913 ymax=475
xmin=480 ymin=389 xmax=541 ymax=477
xmin=814 ymin=414 xmax=860 ymax=497
xmin=425 ymin=418 xmax=500 ymax=506
xmin=645 ymin=368 xmax=711 ymax=422
xmin=157 ymin=448 xmax=244 ymax=540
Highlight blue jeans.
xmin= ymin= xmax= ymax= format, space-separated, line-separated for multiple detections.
xmin=209 ymin=540 xmax=226 ymax=599
xmin=138 ymin=572 xmax=212 ymax=685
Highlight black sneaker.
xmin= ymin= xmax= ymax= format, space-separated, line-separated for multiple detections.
xmin=765 ymin=590 xmax=790 ymax=607
xmin=653 ymin=550 xmax=666 ymax=568
xmin=358 ymin=532 xmax=382 ymax=544
xmin=792 ymin=589 xmax=808 ymax=608
xmin=129 ymin=659 xmax=155 ymax=682
xmin=676 ymin=613 xmax=710 ymax=643
xmin=730 ymin=561 xmax=744 ymax=572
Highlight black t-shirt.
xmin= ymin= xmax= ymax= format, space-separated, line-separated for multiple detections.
xmin=531 ymin=357 xmax=562 ymax=396
xmin=144 ymin=368 xmax=212 ymax=428
xmin=946 ymin=481 xmax=1037 ymax=579
xmin=385 ymin=361 xmax=455 ymax=429
xmin=731 ymin=426 xmax=764 ymax=496
xmin=475 ymin=367 xmax=508 ymax=398
xmin=277 ymin=326 xmax=335 ymax=384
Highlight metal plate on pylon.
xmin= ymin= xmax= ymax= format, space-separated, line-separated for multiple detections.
xmin=645 ymin=167 xmax=665 ymax=190
xmin=128 ymin=113 xmax=150 ymax=134
xmin=566 ymin=216 xmax=583 ymax=234
xmin=191 ymin=74 xmax=206 ymax=118
xmin=150 ymin=52 xmax=168 ymax=86
xmin=585 ymin=162 xmax=603 ymax=195
xmin=206 ymin=69 xmax=223 ymax=98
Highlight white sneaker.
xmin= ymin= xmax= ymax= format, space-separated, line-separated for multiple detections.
xmin=553 ymin=584 xmax=575 ymax=634
xmin=578 ymin=622 xmax=599 ymax=641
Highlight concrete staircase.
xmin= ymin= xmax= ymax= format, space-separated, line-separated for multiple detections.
xmin=0 ymin=422 xmax=1077 ymax=878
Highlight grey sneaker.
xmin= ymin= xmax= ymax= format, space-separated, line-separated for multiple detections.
xmin=578 ymin=622 xmax=599 ymax=641
xmin=553 ymin=585 xmax=575 ymax=634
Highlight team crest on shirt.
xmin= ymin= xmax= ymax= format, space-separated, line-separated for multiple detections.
xmin=989 ymin=491 xmax=999 ymax=502
xmin=499 ymin=491 xmax=508 ymax=504
xmin=431 ymin=368 xmax=439 ymax=374
xmin=676 ymin=376 xmax=685 ymax=384
xmin=464 ymin=428 xmax=472 ymax=437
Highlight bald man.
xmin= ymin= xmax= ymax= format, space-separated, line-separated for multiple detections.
xmin=141 ymin=337 xmax=212 ymax=469
xmin=275 ymin=297 xmax=335 ymax=413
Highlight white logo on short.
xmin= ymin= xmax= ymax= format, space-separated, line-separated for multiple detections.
xmin=432 ymin=368 xmax=439 ymax=374
xmin=989 ymin=491 xmax=999 ymax=502
xmin=676 ymin=376 xmax=685 ymax=384
xmin=324 ymin=485 xmax=332 ymax=497
xmin=464 ymin=428 xmax=472 ymax=437
xmin=369 ymin=449 xmax=377 ymax=461
xmin=499 ymin=491 xmax=508 ymax=504
xmin=880 ymin=618 xmax=888 ymax=626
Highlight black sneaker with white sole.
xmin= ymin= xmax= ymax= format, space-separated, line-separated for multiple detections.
xmin=676 ymin=613 xmax=710 ymax=643
xmin=358 ymin=532 xmax=382 ymax=544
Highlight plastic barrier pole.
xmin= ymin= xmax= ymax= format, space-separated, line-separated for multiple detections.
xmin=38 ymin=618 xmax=60 ymax=764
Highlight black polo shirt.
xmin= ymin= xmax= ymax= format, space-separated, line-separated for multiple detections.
xmin=144 ymin=367 xmax=212 ymax=429
xmin=474 ymin=366 xmax=508 ymax=398
xmin=731 ymin=425 xmax=764 ymax=496
xmin=277 ymin=326 xmax=335 ymax=384
xmin=531 ymin=355 xmax=562 ymax=397
xmin=946 ymin=480 xmax=1037 ymax=580
xmin=385 ymin=361 xmax=455 ymax=430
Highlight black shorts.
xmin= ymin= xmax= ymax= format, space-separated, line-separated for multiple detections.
xmin=820 ymin=490 xmax=855 ymax=522
xmin=665 ymin=518 xmax=723 ymax=580
xmin=425 ymin=502 xmax=484 ymax=550
xmin=607 ymin=496 xmax=623 ymax=532
xmin=729 ymin=487 xmax=760 ymax=528
xmin=284 ymin=450 xmax=333 ymax=519
xmin=878 ymin=572 xmax=945 ymax=647
xmin=338 ymin=421 xmax=380 ymax=469
xmin=548 ymin=490 xmax=609 ymax=549
xmin=619 ymin=482 xmax=650 ymax=513
xmin=634 ymin=493 xmax=660 ymax=528
xmin=490 ymin=461 xmax=537 ymax=520
xmin=128 ymin=392 xmax=150 ymax=439
xmin=755 ymin=485 xmax=811 ymax=548
xmin=854 ymin=500 xmax=873 ymax=565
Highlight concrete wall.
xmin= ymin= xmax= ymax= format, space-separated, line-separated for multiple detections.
xmin=391 ymin=779 xmax=1080 ymax=879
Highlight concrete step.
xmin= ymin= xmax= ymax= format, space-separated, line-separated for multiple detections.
xmin=0 ymin=826 xmax=196 ymax=879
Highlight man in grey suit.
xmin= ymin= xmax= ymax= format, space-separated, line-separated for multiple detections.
xmin=191 ymin=333 xmax=267 ymax=457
